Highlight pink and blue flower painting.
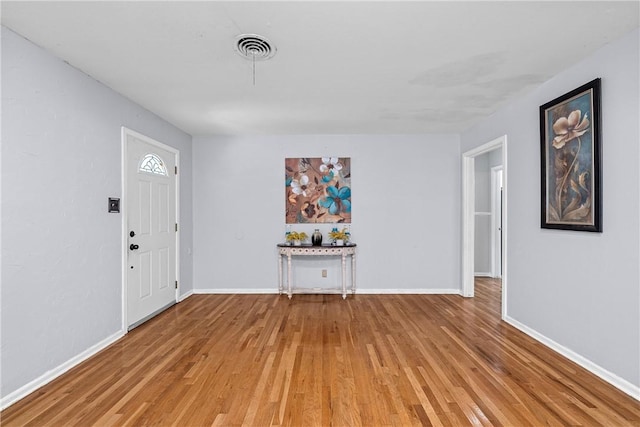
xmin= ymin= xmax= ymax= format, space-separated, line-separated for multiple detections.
xmin=285 ymin=157 xmax=351 ymax=224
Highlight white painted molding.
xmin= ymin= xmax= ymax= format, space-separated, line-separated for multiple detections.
xmin=461 ymin=154 xmax=475 ymax=298
xmin=474 ymin=212 xmax=491 ymax=216
xmin=356 ymin=288 xmax=461 ymax=295
xmin=500 ymin=140 xmax=508 ymax=319
xmin=505 ymin=316 xmax=640 ymax=401
xmin=473 ymin=272 xmax=492 ymax=277
xmin=1 ymin=330 xmax=125 ymax=410
xmin=490 ymin=166 xmax=504 ymax=282
xmin=178 ymin=289 xmax=194 ymax=302
xmin=193 ymin=288 xmax=462 ymax=295
xmin=194 ymin=288 xmax=280 ymax=294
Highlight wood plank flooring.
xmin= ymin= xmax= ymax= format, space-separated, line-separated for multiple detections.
xmin=2 ymin=278 xmax=639 ymax=426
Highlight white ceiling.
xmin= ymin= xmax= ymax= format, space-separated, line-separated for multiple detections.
xmin=2 ymin=1 xmax=638 ymax=136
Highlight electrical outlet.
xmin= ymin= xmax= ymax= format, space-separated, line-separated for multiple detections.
xmin=322 ymin=269 xmax=327 ymax=278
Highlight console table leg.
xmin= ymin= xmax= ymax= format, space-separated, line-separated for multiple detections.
xmin=352 ymin=252 xmax=356 ymax=295
xmin=278 ymin=254 xmax=283 ymax=295
xmin=342 ymin=253 xmax=347 ymax=299
xmin=287 ymin=253 xmax=293 ymax=299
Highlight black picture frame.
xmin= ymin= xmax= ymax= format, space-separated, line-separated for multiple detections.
xmin=540 ymin=78 xmax=602 ymax=232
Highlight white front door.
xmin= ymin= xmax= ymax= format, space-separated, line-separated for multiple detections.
xmin=125 ymin=129 xmax=177 ymax=329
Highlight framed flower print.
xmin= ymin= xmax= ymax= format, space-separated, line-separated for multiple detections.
xmin=285 ymin=157 xmax=351 ymax=224
xmin=540 ymin=78 xmax=602 ymax=232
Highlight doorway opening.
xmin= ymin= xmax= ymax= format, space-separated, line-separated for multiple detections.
xmin=462 ymin=135 xmax=507 ymax=319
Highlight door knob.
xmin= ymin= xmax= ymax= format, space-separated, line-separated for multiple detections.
xmin=130 ymin=244 xmax=139 ymax=250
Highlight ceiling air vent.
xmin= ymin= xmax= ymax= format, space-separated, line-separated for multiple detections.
xmin=234 ymin=34 xmax=277 ymax=61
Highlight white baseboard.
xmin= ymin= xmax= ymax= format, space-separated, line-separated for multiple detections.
xmin=194 ymin=288 xmax=279 ymax=294
xmin=474 ymin=272 xmax=492 ymax=277
xmin=504 ymin=315 xmax=640 ymax=401
xmin=193 ymin=288 xmax=461 ymax=295
xmin=178 ymin=289 xmax=194 ymax=302
xmin=1 ymin=330 xmax=125 ymax=410
xmin=356 ymin=288 xmax=461 ymax=294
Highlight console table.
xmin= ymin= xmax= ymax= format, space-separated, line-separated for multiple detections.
xmin=277 ymin=243 xmax=357 ymax=299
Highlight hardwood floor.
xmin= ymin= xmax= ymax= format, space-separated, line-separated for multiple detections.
xmin=2 ymin=278 xmax=639 ymax=426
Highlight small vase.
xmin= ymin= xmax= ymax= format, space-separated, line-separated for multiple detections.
xmin=294 ymin=240 xmax=301 ymax=246
xmin=335 ymin=239 xmax=344 ymax=246
xmin=312 ymin=229 xmax=323 ymax=246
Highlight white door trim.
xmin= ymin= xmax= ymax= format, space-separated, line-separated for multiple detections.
xmin=121 ymin=127 xmax=180 ymax=331
xmin=490 ymin=166 xmax=503 ymax=279
xmin=461 ymin=135 xmax=508 ymax=319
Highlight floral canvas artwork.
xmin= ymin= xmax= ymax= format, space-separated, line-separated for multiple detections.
xmin=540 ymin=79 xmax=602 ymax=232
xmin=285 ymin=157 xmax=351 ymax=224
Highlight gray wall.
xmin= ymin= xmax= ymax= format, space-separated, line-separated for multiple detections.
xmin=1 ymin=27 xmax=193 ymax=399
xmin=461 ymin=29 xmax=640 ymax=390
xmin=192 ymin=134 xmax=461 ymax=293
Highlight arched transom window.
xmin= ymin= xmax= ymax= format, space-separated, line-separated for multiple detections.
xmin=139 ymin=153 xmax=168 ymax=176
